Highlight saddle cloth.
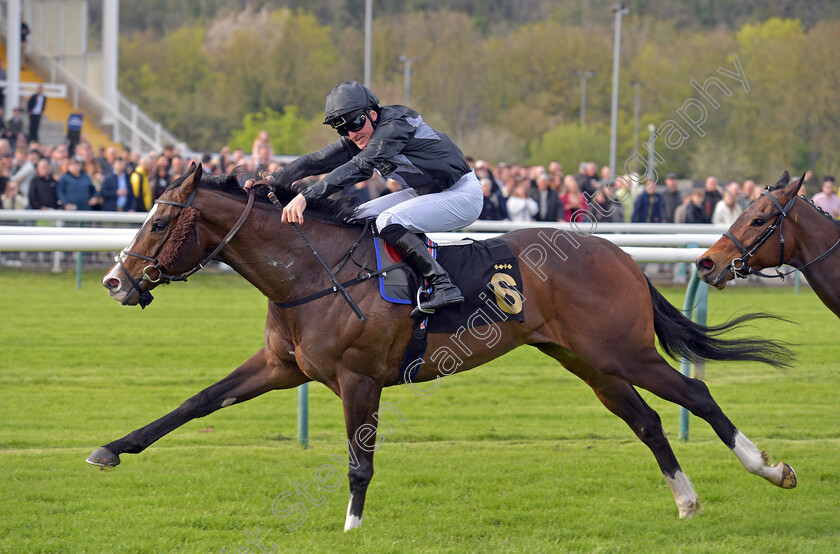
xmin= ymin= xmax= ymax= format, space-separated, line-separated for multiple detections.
xmin=373 ymin=236 xmax=526 ymax=334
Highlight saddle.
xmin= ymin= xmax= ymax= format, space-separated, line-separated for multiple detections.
xmin=372 ymin=235 xmax=525 ymax=334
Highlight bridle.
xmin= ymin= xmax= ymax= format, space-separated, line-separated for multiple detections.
xmin=115 ymin=187 xmax=255 ymax=308
xmin=723 ymin=190 xmax=840 ymax=280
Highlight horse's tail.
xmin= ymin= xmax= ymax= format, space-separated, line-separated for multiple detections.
xmin=647 ymin=278 xmax=794 ymax=369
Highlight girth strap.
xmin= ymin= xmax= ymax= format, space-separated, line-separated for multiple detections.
xmin=274 ymin=262 xmax=406 ymax=309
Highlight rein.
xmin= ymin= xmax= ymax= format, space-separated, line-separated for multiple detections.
xmin=724 ymin=191 xmax=840 ymax=281
xmin=266 ymin=190 xmax=369 ymax=322
xmin=117 ymin=188 xmax=256 ymax=308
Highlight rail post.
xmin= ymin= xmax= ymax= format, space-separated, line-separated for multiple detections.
xmin=679 ymin=252 xmax=708 ymax=441
xmin=298 ymin=383 xmax=309 ymax=448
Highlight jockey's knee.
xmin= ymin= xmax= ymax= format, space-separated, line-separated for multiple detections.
xmin=375 ymin=212 xmax=395 ymax=233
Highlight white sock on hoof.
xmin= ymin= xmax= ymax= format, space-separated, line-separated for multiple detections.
xmin=731 ymin=430 xmax=784 ymax=484
xmin=665 ymin=470 xmax=700 ymax=518
xmin=344 ymin=495 xmax=363 ymax=531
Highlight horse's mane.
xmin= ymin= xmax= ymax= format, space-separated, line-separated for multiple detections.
xmin=166 ymin=166 xmax=361 ymax=226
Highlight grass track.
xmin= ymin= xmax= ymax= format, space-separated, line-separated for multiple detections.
xmin=1 ymin=270 xmax=838 ymax=553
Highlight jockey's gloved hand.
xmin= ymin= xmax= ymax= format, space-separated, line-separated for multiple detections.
xmin=243 ymin=170 xmax=280 ymax=192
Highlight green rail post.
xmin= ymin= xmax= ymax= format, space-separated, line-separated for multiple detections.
xmin=76 ymin=221 xmax=83 ymax=289
xmin=298 ymin=382 xmax=309 ymax=448
xmin=679 ymin=246 xmax=709 ymax=441
xmin=794 ymin=270 xmax=801 ymax=295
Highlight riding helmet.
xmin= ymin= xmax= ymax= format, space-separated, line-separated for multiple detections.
xmin=323 ymin=81 xmax=380 ymax=125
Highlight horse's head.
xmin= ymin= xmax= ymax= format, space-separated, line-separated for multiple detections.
xmin=102 ymin=162 xmax=207 ymax=307
xmin=696 ymin=171 xmax=804 ymax=288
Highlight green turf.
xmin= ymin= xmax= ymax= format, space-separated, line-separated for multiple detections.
xmin=1 ymin=270 xmax=838 ymax=553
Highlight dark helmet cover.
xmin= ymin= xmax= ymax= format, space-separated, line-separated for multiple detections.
xmin=323 ymin=81 xmax=380 ymax=125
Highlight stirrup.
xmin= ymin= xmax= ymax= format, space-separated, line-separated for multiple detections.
xmin=413 ymin=287 xmax=435 ymax=315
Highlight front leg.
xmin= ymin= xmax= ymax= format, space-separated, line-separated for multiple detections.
xmin=87 ymin=347 xmax=309 ymax=467
xmin=337 ymin=371 xmax=384 ymax=531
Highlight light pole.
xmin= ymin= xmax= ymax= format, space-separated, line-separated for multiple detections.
xmin=363 ymin=0 xmax=372 ymax=86
xmin=631 ymin=81 xmax=643 ymax=156
xmin=647 ymin=123 xmax=657 ymax=181
xmin=572 ymin=70 xmax=595 ymax=125
xmin=608 ymin=3 xmax=630 ymax=184
xmin=398 ymin=55 xmax=416 ymax=104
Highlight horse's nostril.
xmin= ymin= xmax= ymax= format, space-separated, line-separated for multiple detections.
xmin=698 ymin=258 xmax=715 ymax=271
xmin=104 ymin=277 xmax=120 ymax=290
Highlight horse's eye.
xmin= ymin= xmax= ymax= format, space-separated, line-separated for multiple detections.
xmin=151 ymin=220 xmax=167 ymax=232
xmin=750 ymin=218 xmax=765 ymax=227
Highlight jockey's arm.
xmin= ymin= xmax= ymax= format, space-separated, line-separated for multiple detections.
xmin=269 ymin=138 xmax=355 ymax=189
xmin=300 ymin=118 xmax=414 ymax=203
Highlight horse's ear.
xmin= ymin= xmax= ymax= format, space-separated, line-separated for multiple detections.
xmin=790 ymin=172 xmax=806 ymax=195
xmin=179 ymin=162 xmax=203 ymax=196
xmin=772 ymin=170 xmax=790 ymax=190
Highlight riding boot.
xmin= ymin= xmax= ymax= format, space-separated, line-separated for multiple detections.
xmin=379 ymin=224 xmax=464 ymax=317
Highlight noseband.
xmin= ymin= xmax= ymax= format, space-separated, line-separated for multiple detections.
xmin=115 ymin=188 xmax=255 ymax=308
xmin=723 ymin=190 xmax=840 ymax=280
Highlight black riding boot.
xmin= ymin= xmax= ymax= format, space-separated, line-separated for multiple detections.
xmin=379 ymin=224 xmax=464 ymax=317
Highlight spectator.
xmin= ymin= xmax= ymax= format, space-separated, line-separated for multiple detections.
xmin=739 ymin=180 xmax=756 ymax=210
xmin=170 ymin=156 xmax=185 ymax=179
xmin=130 ymin=155 xmax=153 ymax=211
xmin=151 ymin=160 xmax=171 ymax=200
xmin=85 ymin=159 xmax=104 ymax=200
xmin=6 ymin=108 xmax=24 ymax=147
xmin=1 ymin=179 xmax=27 ymax=209
xmin=506 ymin=182 xmax=538 ymax=222
xmin=561 ymin=175 xmax=589 ymax=222
xmin=9 ymin=147 xmax=37 ymax=198
xmin=28 ymin=158 xmax=59 ymax=210
xmin=251 ymin=130 xmax=274 ymax=163
xmin=575 ymin=161 xmax=593 ymax=196
xmin=685 ymin=189 xmax=706 ymax=223
xmin=27 ymin=85 xmax=47 ymax=143
xmin=96 ymin=146 xmax=119 ymax=175
xmin=529 ymin=173 xmax=562 ymax=221
xmin=701 ymin=176 xmax=722 ymax=223
xmin=479 ymin=177 xmax=505 ymax=220
xmin=811 ymin=176 xmax=840 ymax=218
xmin=662 ymin=172 xmax=682 ymax=223
xmin=590 ymin=187 xmax=623 ymax=223
xmin=712 ymin=190 xmax=742 ymax=225
xmin=100 ymin=158 xmax=135 ymax=212
xmin=20 ymin=16 xmax=29 ymax=52
xmin=632 ymin=180 xmax=665 ymax=223
xmin=673 ymin=195 xmax=692 ymax=224
xmin=49 ymin=143 xmax=68 ymax=176
xmin=57 ymin=157 xmax=97 ymax=210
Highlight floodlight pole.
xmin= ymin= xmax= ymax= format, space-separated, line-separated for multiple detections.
xmin=608 ymin=3 xmax=629 ymax=183
xmin=398 ymin=55 xmax=416 ymax=104
xmin=631 ymin=81 xmax=643 ymax=157
xmin=364 ymin=0 xmax=372 ymax=86
xmin=573 ymin=70 xmax=595 ymax=125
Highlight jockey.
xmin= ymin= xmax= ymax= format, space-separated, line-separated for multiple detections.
xmin=250 ymin=81 xmax=483 ymax=317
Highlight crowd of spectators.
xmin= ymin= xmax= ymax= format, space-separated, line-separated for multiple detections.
xmin=0 ymin=126 xmax=837 ymax=229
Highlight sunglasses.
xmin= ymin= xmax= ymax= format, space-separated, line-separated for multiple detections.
xmin=329 ymin=110 xmax=368 ymax=136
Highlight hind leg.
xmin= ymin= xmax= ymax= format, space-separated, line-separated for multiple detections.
xmin=610 ymin=346 xmax=796 ymax=489
xmin=538 ymin=345 xmax=700 ymax=518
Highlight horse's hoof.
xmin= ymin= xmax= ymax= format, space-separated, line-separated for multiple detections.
xmin=775 ymin=463 xmax=797 ymax=489
xmin=86 ymin=447 xmax=120 ymax=468
xmin=678 ymin=499 xmax=702 ymax=519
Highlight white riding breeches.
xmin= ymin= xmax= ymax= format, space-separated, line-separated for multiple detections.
xmin=352 ymin=170 xmax=483 ymax=233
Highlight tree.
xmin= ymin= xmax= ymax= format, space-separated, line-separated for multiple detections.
xmin=228 ymin=106 xmax=311 ymax=156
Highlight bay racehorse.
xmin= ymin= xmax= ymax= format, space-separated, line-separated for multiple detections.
xmin=697 ymin=171 xmax=840 ymax=318
xmin=90 ymin=163 xmax=797 ymax=529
